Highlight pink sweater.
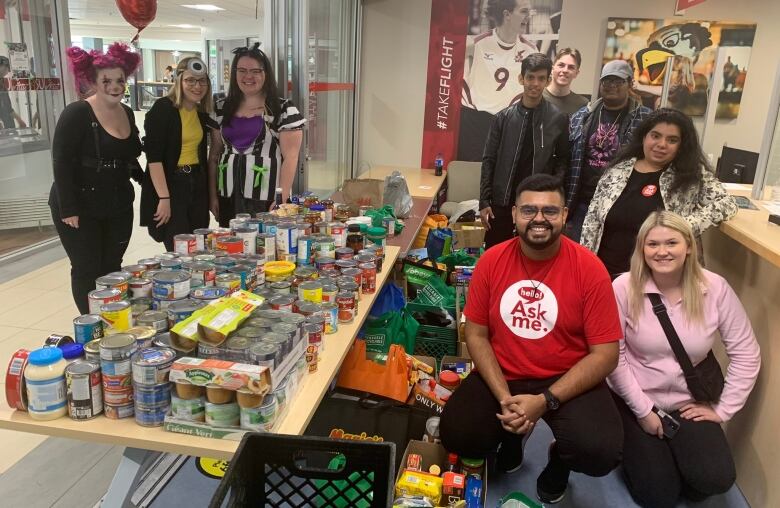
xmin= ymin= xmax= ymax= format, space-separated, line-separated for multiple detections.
xmin=608 ymin=270 xmax=760 ymax=422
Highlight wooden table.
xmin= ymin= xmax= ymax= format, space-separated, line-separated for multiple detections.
xmin=0 ymin=247 xmax=400 ymax=460
xmin=357 ymin=166 xmax=446 ymax=199
xmin=718 ymin=189 xmax=780 ymax=268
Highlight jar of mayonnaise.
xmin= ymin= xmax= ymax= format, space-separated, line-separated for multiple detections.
xmin=24 ymin=347 xmax=68 ymax=420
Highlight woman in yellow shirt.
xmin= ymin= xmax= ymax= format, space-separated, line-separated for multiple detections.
xmin=140 ymin=56 xmax=219 ymax=250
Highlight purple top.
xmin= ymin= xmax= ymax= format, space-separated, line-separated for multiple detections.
xmin=222 ymin=115 xmax=264 ymax=151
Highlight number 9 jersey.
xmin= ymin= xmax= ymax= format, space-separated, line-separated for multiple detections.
xmin=461 ymin=29 xmax=539 ymax=115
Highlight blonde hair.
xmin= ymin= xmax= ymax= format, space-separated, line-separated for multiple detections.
xmin=628 ymin=211 xmax=706 ymax=324
xmin=166 ymin=57 xmax=213 ymax=114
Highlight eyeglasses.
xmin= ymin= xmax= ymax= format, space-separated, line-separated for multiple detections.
xmin=601 ymin=76 xmax=628 ymax=87
xmin=237 ymin=68 xmax=264 ymax=76
xmin=517 ymin=205 xmax=562 ymax=220
xmin=183 ymin=77 xmax=209 ymax=87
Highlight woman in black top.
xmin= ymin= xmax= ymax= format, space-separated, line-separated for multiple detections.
xmin=50 ymin=43 xmax=142 ymax=314
xmin=140 ymin=57 xmax=219 ymax=251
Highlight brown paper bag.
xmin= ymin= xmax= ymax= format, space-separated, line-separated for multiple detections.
xmin=341 ymin=178 xmax=385 ymax=213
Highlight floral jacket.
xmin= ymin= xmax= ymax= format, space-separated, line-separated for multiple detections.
xmin=581 ymin=157 xmax=738 ymax=253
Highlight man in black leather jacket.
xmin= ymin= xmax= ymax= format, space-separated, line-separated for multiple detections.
xmin=479 ymin=53 xmax=570 ymax=249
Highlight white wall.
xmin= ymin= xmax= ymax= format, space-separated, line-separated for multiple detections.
xmin=357 ymin=0 xmax=780 ymax=168
xmin=357 ymin=0 xmax=431 ymax=171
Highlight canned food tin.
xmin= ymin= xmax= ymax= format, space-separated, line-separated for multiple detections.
xmin=268 ymin=295 xmax=295 ymax=312
xmin=190 ymin=286 xmax=227 ymax=302
xmin=44 ymin=333 xmax=74 ymax=348
xmin=382 ymin=217 xmax=395 ymax=237
xmin=100 ymin=357 xmax=132 ymax=377
xmin=245 ymin=218 xmax=262 ymax=232
xmin=359 ymin=263 xmax=377 ymax=294
xmin=337 ymin=292 xmax=356 ymax=323
xmin=133 ymin=383 xmax=171 ymax=405
xmin=229 ymin=264 xmax=254 ymax=291
xmin=132 ymin=347 xmax=176 ymax=385
xmin=173 ymin=234 xmax=197 ymax=255
xmin=192 ymin=228 xmax=212 ymax=250
xmin=337 ymin=281 xmax=360 ymax=309
xmin=305 ymin=323 xmax=323 ymax=348
xmin=216 ymin=236 xmax=244 ymax=254
xmin=341 ymin=268 xmax=363 ymax=290
xmin=304 ymin=315 xmax=326 ymax=337
xmin=95 ymin=274 xmax=129 ymax=296
xmin=167 ymin=299 xmax=204 ymax=327
xmin=104 ymin=402 xmax=134 ymax=419
xmin=102 ymin=384 xmax=133 ymax=405
xmin=364 ymin=245 xmax=385 ymax=272
xmin=134 ymin=401 xmax=170 ymax=427
xmin=156 ymin=252 xmax=179 ymax=261
xmin=257 ymin=233 xmax=276 ymax=262
xmin=331 ymin=223 xmax=346 ymax=248
xmin=313 ymin=237 xmax=336 ymax=259
xmin=224 ymin=336 xmax=251 ymax=362
xmin=269 ymin=281 xmax=292 ymax=294
xmin=312 ymin=221 xmax=328 ymax=235
xmin=235 ymin=326 xmax=267 ymax=342
xmin=128 ymin=277 xmax=153 ymax=299
xmin=321 ymin=302 xmax=339 ymax=334
xmin=138 ymin=258 xmax=161 ymax=271
xmin=335 ymin=259 xmax=359 ymax=271
xmin=130 ymin=297 xmax=153 ymax=316
xmin=160 ymin=258 xmax=183 ymax=271
xmin=296 ymin=301 xmax=321 ymax=317
xmin=100 ymin=300 xmax=133 ymax=332
xmin=276 ymin=223 xmax=298 ymax=257
xmin=213 ymin=257 xmax=237 ymax=273
xmin=262 ymin=332 xmax=290 ymax=357
xmin=152 ymin=271 xmax=191 ymax=300
xmin=5 ymin=349 xmax=30 ymax=411
xmin=188 ymin=262 xmax=216 ymax=288
xmin=83 ymin=339 xmax=101 ymax=363
xmin=306 ymin=342 xmax=319 ymax=373
xmin=171 ymin=394 xmax=206 ymax=422
xmin=296 ymin=235 xmax=314 ymax=266
xmin=315 ymin=257 xmax=336 ymax=271
xmin=125 ymin=326 xmax=156 ymax=348
xmin=321 ymin=283 xmax=339 ymax=303
xmin=197 ymin=341 xmax=223 ymax=359
xmin=264 ymin=220 xmax=279 ymax=236
xmin=193 ymin=252 xmax=215 ymax=263
xmin=298 ymin=280 xmax=323 ymax=303
xmin=334 ymin=247 xmax=354 ymax=260
xmin=136 ymin=310 xmax=169 ymax=334
xmin=88 ymin=288 xmax=122 ymax=314
xmin=100 ymin=333 xmax=138 ymax=361
xmin=280 ymin=313 xmax=305 ymax=343
xmin=215 ymin=273 xmax=241 ymax=295
xmin=205 ymin=401 xmax=239 ymax=427
xmin=122 ymin=264 xmax=146 ymax=278
xmin=249 ymin=342 xmax=280 ymax=369
xmin=65 ymin=360 xmax=103 ymax=420
xmin=235 ymin=226 xmax=258 ymax=255
xmin=240 ymin=396 xmax=277 ymax=431
xmin=270 ymin=322 xmax=297 ymax=349
xmin=253 ymin=309 xmax=291 ymax=321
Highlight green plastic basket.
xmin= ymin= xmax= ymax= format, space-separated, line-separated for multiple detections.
xmin=413 ymin=325 xmax=457 ymax=368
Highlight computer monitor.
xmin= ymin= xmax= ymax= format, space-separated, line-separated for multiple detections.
xmin=716 ymin=147 xmax=758 ymax=184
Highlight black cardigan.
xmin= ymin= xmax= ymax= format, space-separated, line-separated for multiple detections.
xmin=139 ymin=97 xmax=217 ymax=230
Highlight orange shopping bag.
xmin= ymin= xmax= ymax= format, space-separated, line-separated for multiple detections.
xmin=336 ymin=341 xmax=410 ymax=403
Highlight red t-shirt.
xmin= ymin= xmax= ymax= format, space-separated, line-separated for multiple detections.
xmin=464 ymin=236 xmax=622 ymax=380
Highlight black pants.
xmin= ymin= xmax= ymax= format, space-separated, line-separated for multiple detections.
xmin=162 ymin=168 xmax=210 ymax=251
xmin=457 ymin=107 xmax=494 ymax=162
xmin=217 ymin=194 xmax=271 ymax=228
xmin=484 ymin=205 xmax=516 ymax=250
xmin=51 ymin=205 xmax=133 ymax=314
xmin=440 ymin=372 xmax=622 ymax=477
xmin=613 ymin=393 xmax=735 ymax=508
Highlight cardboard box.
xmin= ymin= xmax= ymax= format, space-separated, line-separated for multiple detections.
xmin=394 ymin=440 xmax=487 ymax=506
xmin=440 ymin=355 xmax=472 ymax=376
xmin=170 ymin=357 xmax=271 ymax=395
xmin=451 ymin=221 xmax=485 ymax=249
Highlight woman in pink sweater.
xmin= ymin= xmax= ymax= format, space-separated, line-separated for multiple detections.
xmin=608 ymin=210 xmax=760 ymax=508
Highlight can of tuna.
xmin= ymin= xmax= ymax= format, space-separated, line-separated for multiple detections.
xmin=249 ymin=342 xmax=280 ymax=369
xmin=296 ymin=301 xmax=321 ymax=317
xmin=134 ymin=401 xmax=170 ymax=427
xmin=269 ymin=281 xmax=292 ymax=294
xmin=65 ymin=360 xmax=103 ymax=420
xmin=159 ymin=258 xmax=183 ymax=271
xmin=100 ymin=333 xmax=138 ymax=361
xmin=193 ymin=228 xmax=212 ymax=251
xmin=270 ymin=323 xmax=296 ymax=350
xmin=167 ymin=299 xmax=204 ymax=328
xmin=100 ymin=300 xmax=133 ymax=332
xmin=100 ymin=355 xmax=132 ymax=376
xmin=88 ymin=288 xmax=122 ymax=314
xmin=138 ymin=258 xmax=161 ymax=271
xmin=197 ymin=341 xmax=223 ymax=359
xmin=104 ymin=402 xmax=134 ymax=419
xmin=189 ymin=262 xmax=216 ymax=288
xmin=171 ymin=394 xmax=206 ymax=422
xmin=44 ymin=333 xmax=74 ymax=348
xmin=5 ymin=349 xmax=30 ymax=410
xmin=152 ymin=271 xmax=191 ymax=300
xmin=190 ymin=286 xmax=227 ymax=302
xmin=83 ymin=339 xmax=101 ymax=363
xmin=215 ymin=273 xmax=242 ymax=295
xmin=128 ymin=277 xmax=153 ymax=298
xmin=133 ymin=383 xmax=171 ymax=405
xmin=153 ymin=297 xmax=186 ymax=311
xmin=235 ymin=226 xmax=258 ymax=255
xmin=95 ymin=274 xmax=129 ymax=296
xmin=320 ymin=302 xmax=339 ymax=334
xmin=216 ymin=236 xmax=244 ymax=254
xmin=173 ymin=234 xmax=197 ymax=255
xmin=136 ymin=310 xmax=169 ymax=334
xmin=280 ymin=313 xmax=305 ymax=344
xmin=257 ymin=233 xmax=276 ymax=261
xmin=122 ymin=264 xmax=146 ymax=278
xmin=132 ymin=347 xmax=175 ymax=385
xmin=224 ymin=336 xmax=251 ymax=362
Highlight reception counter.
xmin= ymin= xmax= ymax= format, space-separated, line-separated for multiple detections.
xmin=703 ymin=193 xmax=780 ymax=507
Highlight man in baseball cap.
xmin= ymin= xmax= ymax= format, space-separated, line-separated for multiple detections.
xmin=563 ymin=60 xmax=652 ymax=241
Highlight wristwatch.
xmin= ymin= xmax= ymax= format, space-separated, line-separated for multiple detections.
xmin=542 ymin=389 xmax=561 ymax=411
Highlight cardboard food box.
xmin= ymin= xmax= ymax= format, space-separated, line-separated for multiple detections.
xmin=451 ymin=221 xmax=486 ymax=249
xmin=395 ymin=440 xmax=487 ymax=506
xmin=170 ymin=357 xmax=271 ymax=395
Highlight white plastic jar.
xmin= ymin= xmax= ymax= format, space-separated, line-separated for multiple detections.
xmin=24 ymin=347 xmax=68 ymax=420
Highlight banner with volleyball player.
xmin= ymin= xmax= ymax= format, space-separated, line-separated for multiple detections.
xmin=421 ymin=0 xmax=564 ymax=168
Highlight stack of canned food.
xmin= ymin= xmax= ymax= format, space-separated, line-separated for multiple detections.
xmin=100 ymin=334 xmax=138 ymax=419
xmin=132 ymin=347 xmax=175 ymax=427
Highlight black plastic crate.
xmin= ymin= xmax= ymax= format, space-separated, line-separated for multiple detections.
xmin=413 ymin=325 xmax=458 ymax=368
xmin=209 ymin=433 xmax=395 ymax=508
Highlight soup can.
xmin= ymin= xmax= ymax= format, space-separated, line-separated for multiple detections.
xmin=235 ymin=226 xmax=258 ymax=255
xmin=132 ymin=347 xmax=176 ymax=385
xmin=320 ymin=302 xmax=339 ymax=335
xmin=100 ymin=300 xmax=133 ymax=332
xmin=337 ymin=291 xmax=356 ymax=323
xmin=95 ymin=274 xmax=129 ymax=296
xmin=193 ymin=228 xmax=212 ymax=251
xmin=128 ymin=277 xmax=153 ymax=298
xmin=122 ymin=264 xmax=146 ymax=278
xmin=216 ymin=236 xmax=244 ymax=255
xmin=65 ymin=360 xmax=103 ymax=420
xmin=334 ymin=247 xmax=354 ymax=260
xmin=173 ymin=234 xmax=197 ymax=255
xmin=189 ymin=262 xmax=216 ymax=288
xmin=359 ymin=263 xmax=377 ymax=294
xmin=321 ymin=283 xmax=339 ymax=303
xmin=88 ymin=288 xmax=122 ymax=315
xmin=298 ymin=280 xmax=323 ymax=303
xmin=73 ymin=314 xmax=104 ymax=344
xmin=152 ymin=271 xmax=191 ymax=300
xmin=268 ymin=295 xmax=295 ymax=312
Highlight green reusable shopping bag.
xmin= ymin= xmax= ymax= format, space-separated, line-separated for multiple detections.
xmin=362 ymin=309 xmax=418 ymax=355
xmin=315 ymin=453 xmax=374 ymax=508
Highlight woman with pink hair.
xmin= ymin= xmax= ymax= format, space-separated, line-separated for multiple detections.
xmin=49 ymin=42 xmax=142 ymax=314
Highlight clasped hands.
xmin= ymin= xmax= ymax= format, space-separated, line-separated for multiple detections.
xmin=496 ymin=393 xmax=547 ymax=434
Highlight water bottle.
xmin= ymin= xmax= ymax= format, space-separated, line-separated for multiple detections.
xmin=275 ymin=187 xmax=283 ymax=206
xmin=434 ymin=153 xmax=444 ymax=176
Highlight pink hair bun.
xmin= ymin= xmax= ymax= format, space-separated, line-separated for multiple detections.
xmin=66 ymin=41 xmax=141 ymax=93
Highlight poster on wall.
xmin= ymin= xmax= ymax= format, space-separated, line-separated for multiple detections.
xmin=421 ymin=0 xmax=564 ymax=167
xmin=716 ymin=46 xmax=750 ymax=119
xmin=5 ymin=42 xmax=30 ymax=79
xmin=602 ymin=18 xmax=755 ymax=118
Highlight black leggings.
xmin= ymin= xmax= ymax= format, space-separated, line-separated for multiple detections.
xmin=613 ymin=393 xmax=736 ymax=508
xmin=440 ymin=371 xmax=623 ymax=477
xmin=51 ymin=205 xmax=133 ymax=314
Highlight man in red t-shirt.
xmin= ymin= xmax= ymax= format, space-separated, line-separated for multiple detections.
xmin=440 ymin=174 xmax=623 ymax=505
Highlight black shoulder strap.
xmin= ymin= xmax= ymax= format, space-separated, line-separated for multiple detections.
xmin=648 ymin=293 xmax=700 ymax=386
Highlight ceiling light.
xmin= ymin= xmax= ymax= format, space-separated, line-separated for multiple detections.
xmin=181 ymin=4 xmax=224 ymax=11
xmin=169 ymin=24 xmax=199 ymax=29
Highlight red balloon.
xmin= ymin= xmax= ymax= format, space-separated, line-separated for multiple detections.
xmin=115 ymin=0 xmax=157 ymax=42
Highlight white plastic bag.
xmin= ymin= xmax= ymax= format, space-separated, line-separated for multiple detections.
xmin=383 ymin=170 xmax=414 ymax=218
